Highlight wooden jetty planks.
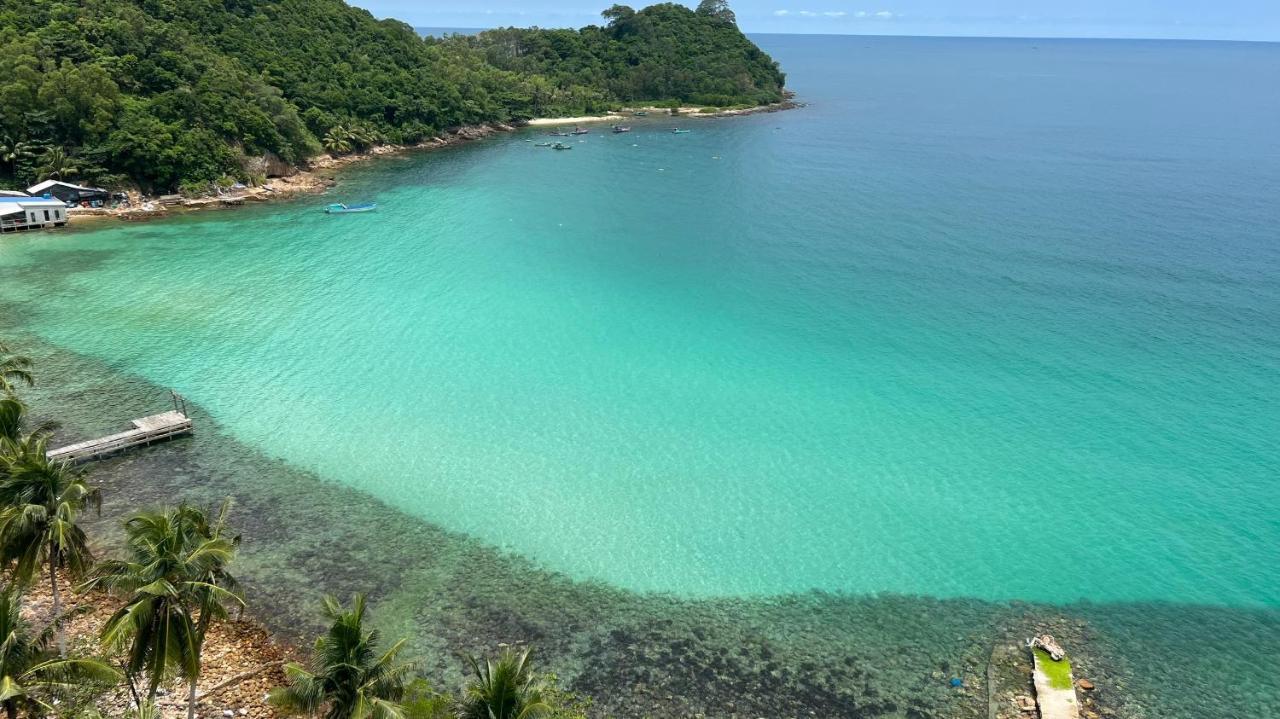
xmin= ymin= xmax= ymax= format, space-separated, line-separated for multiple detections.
xmin=46 ymin=411 xmax=193 ymax=463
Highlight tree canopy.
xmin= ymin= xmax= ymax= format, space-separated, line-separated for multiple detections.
xmin=472 ymin=3 xmax=783 ymax=111
xmin=0 ymin=1 xmax=783 ymax=193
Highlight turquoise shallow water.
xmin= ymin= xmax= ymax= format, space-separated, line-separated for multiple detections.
xmin=1 ymin=36 xmax=1278 ymax=610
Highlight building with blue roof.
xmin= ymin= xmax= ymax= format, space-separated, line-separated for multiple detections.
xmin=0 ymin=195 xmax=69 ymax=232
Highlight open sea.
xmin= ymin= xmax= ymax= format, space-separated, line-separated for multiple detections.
xmin=2 ymin=35 xmax=1278 ymax=717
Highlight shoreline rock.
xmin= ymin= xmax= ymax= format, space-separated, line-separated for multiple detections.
xmin=66 ymin=100 xmax=801 ymax=225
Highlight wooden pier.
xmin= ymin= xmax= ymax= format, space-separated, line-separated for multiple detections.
xmin=46 ymin=409 xmax=193 ymax=464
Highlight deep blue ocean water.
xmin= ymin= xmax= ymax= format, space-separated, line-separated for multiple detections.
xmin=2 ymin=34 xmax=1278 ymax=716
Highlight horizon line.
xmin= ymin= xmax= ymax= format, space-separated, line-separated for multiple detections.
xmin=412 ymin=25 xmax=1280 ymax=45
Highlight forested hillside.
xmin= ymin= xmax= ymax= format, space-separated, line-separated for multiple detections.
xmin=471 ymin=2 xmax=785 ymax=112
xmin=0 ymin=0 xmax=784 ymax=193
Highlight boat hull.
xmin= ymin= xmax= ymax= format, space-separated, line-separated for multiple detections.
xmin=326 ymin=203 xmax=377 ymax=214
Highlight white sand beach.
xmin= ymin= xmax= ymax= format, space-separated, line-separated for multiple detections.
xmin=525 ymin=115 xmax=624 ymax=126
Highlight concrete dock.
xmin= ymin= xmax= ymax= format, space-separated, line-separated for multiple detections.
xmin=1031 ymin=646 xmax=1080 ymax=719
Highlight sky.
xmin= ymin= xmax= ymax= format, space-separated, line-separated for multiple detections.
xmin=354 ymin=1 xmax=1280 ymax=41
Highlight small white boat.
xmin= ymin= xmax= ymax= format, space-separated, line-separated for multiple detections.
xmin=325 ymin=203 xmax=376 ymax=214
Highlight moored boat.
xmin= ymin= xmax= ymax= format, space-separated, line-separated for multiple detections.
xmin=612 ymin=125 xmax=632 ymax=133
xmin=552 ymin=142 xmax=573 ymax=151
xmin=325 ymin=202 xmax=376 ymax=214
xmin=571 ymin=126 xmax=591 ymax=135
xmin=671 ymin=128 xmax=691 ymax=134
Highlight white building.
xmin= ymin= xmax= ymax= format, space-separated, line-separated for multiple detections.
xmin=0 ymin=196 xmax=69 ymax=232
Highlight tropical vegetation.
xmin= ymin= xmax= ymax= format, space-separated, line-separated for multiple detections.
xmin=459 ymin=646 xmax=552 ymax=719
xmin=471 ymin=2 xmax=785 ymax=111
xmin=0 ymin=432 xmax=99 ymax=656
xmin=81 ymin=504 xmax=242 ymax=714
xmin=268 ymin=594 xmax=416 ymax=719
xmin=0 ymin=343 xmax=33 ymax=397
xmin=0 ymin=339 xmax=586 ymax=718
xmin=0 ymin=588 xmax=120 ymax=719
xmin=0 ymin=1 xmax=784 ymax=193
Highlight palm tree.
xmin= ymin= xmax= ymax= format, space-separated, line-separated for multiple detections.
xmin=269 ymin=594 xmax=417 ymax=719
xmin=348 ymin=125 xmax=379 ymax=151
xmin=0 ymin=398 xmax=25 ymax=445
xmin=323 ymin=125 xmax=353 ymax=155
xmin=458 ymin=646 xmax=551 ymax=719
xmin=0 ymin=138 xmax=38 ymax=180
xmin=0 ymin=439 xmax=99 ymax=657
xmin=32 ymin=147 xmax=79 ymax=182
xmin=176 ymin=502 xmax=241 ymax=719
xmin=0 ymin=342 xmax=34 ymax=397
xmin=0 ymin=396 xmax=56 ymax=452
xmin=0 ymin=588 xmax=121 ymax=719
xmin=81 ymin=505 xmax=242 ymax=712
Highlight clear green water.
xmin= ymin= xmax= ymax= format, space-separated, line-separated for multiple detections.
xmin=2 ymin=35 xmax=1279 ymax=716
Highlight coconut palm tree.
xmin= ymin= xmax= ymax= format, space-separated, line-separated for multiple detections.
xmin=0 ymin=587 xmax=121 ymax=719
xmin=0 ymin=396 xmax=57 ymax=453
xmin=176 ymin=502 xmax=241 ymax=719
xmin=347 ymin=125 xmax=379 ymax=151
xmin=458 ymin=646 xmax=551 ymax=719
xmin=0 ymin=398 xmax=25 ymax=445
xmin=0 ymin=439 xmax=99 ymax=657
xmin=0 ymin=138 xmax=38 ymax=181
xmin=269 ymin=594 xmax=417 ymax=719
xmin=0 ymin=342 xmax=34 ymax=397
xmin=81 ymin=505 xmax=242 ymax=711
xmin=32 ymin=147 xmax=79 ymax=182
xmin=322 ymin=125 xmax=354 ymax=155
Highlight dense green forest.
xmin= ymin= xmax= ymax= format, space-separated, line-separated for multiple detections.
xmin=470 ymin=2 xmax=786 ymax=112
xmin=0 ymin=0 xmax=784 ymax=193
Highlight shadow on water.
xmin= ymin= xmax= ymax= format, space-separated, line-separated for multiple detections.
xmin=2 ymin=320 xmax=1276 ymax=719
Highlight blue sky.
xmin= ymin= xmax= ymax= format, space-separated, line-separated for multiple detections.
xmin=354 ymin=1 xmax=1279 ymax=41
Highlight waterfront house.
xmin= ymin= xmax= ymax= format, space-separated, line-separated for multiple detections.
xmin=0 ymin=196 xmax=69 ymax=232
xmin=26 ymin=179 xmax=110 ymax=205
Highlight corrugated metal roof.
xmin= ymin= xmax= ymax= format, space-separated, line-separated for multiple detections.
xmin=0 ymin=196 xmax=67 ymax=206
xmin=27 ymin=179 xmax=106 ymax=194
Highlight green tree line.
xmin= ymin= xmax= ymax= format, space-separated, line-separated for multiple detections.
xmin=0 ymin=0 xmax=783 ymax=193
xmin=0 ymin=339 xmax=589 ymax=719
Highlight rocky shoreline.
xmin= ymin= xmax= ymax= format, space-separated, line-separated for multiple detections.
xmin=64 ymin=97 xmax=803 ymax=226
xmin=70 ymin=123 xmax=517 ymax=224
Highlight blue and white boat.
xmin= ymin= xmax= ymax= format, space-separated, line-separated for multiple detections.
xmin=325 ymin=202 xmax=376 ymax=214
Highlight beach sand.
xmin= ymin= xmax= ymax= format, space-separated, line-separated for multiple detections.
xmin=525 ymin=114 xmax=627 ymax=126
xmin=23 ymin=572 xmax=291 ymax=718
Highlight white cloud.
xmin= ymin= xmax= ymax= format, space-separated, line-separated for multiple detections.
xmin=771 ymin=7 xmax=890 ymax=21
